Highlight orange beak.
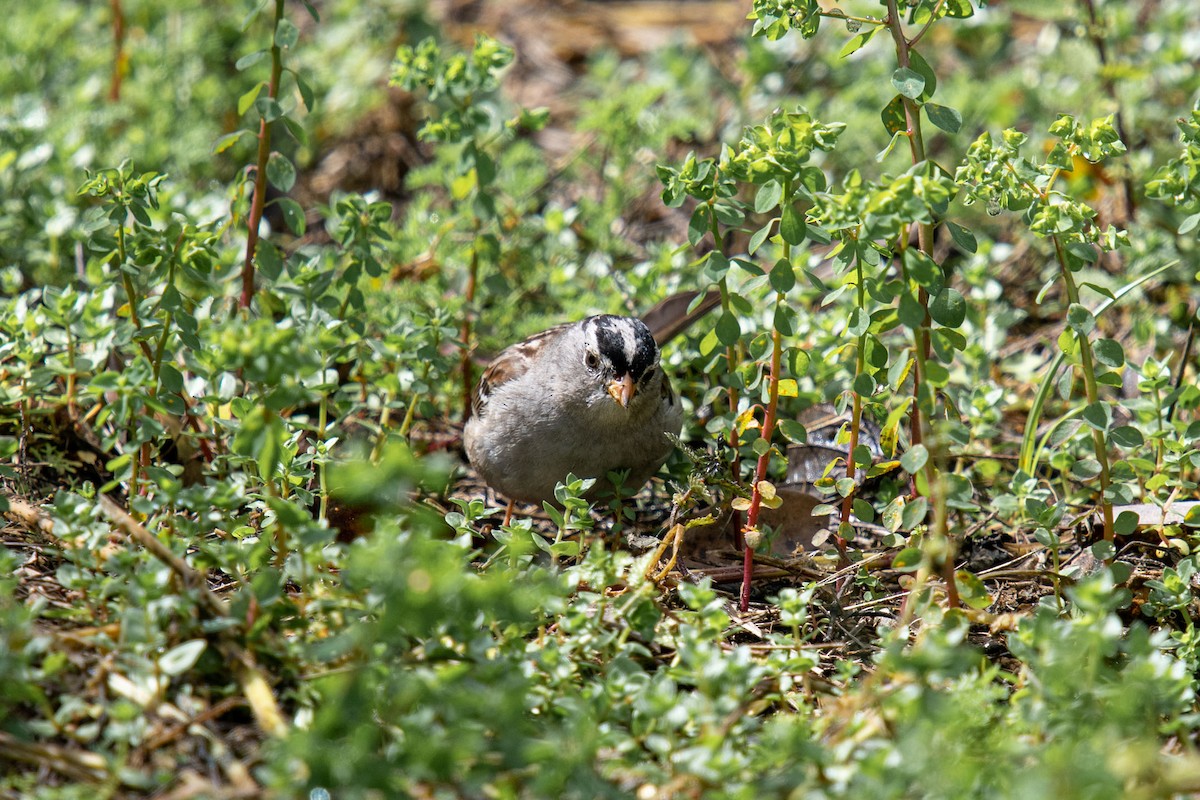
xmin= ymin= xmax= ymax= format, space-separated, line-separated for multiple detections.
xmin=606 ymin=374 xmax=636 ymax=408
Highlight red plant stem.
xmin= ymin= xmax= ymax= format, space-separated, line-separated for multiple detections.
xmin=240 ymin=0 xmax=285 ymax=311
xmin=739 ymin=324 xmax=783 ymax=613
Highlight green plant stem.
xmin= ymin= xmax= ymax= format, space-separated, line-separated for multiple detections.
xmin=460 ymin=219 xmax=480 ymax=422
xmin=885 ymin=0 xmax=936 ymax=473
xmin=1017 ymin=261 xmax=1174 ymax=473
xmin=886 ymin=1 xmax=957 ymax=603
xmin=907 ymin=0 xmax=947 ymax=48
xmin=150 ymin=233 xmax=185 ymax=385
xmin=114 ymin=211 xmax=154 ymax=501
xmin=703 ymin=184 xmax=744 ymax=548
xmin=64 ymin=323 xmax=77 ymax=417
xmin=114 ymin=221 xmax=151 ymax=361
xmin=1078 ymin=0 xmax=1136 ymax=222
xmin=905 ymin=283 xmax=959 ymax=608
xmin=1165 ymin=315 xmax=1194 ymax=425
xmin=1153 ymin=383 xmax=1166 ymax=472
xmin=1051 ymin=234 xmax=1115 ymax=541
xmin=240 ymin=0 xmax=285 ymax=311
xmin=317 ymin=396 xmax=329 ymax=523
xmin=838 ymin=244 xmax=866 ymax=558
xmin=820 ymin=10 xmax=886 ymax=27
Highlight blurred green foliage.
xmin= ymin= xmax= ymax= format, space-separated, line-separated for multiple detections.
xmin=2 ymin=0 xmax=1200 ymax=798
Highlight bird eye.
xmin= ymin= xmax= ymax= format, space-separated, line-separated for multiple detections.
xmin=584 ymin=350 xmax=600 ymax=370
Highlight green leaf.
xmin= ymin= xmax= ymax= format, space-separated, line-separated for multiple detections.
xmin=1109 ymin=425 xmax=1144 ymax=448
xmin=888 ymin=357 xmax=912 ymax=393
xmin=852 ymin=498 xmax=875 ymax=523
xmin=274 ymin=18 xmax=299 ymax=48
xmin=1067 ymin=241 xmax=1098 ymax=262
xmin=688 ymin=204 xmax=711 ymax=246
xmin=516 ymin=106 xmax=550 ymax=131
xmin=129 ymin=202 xmax=152 ymax=227
xmin=905 ymin=250 xmax=942 ymax=292
xmin=1093 ymin=338 xmax=1124 ymax=367
xmin=1066 ymin=303 xmax=1096 ymax=335
xmin=254 ymin=96 xmax=284 ymax=123
xmin=715 ymin=312 xmax=740 ymax=346
xmin=955 ymin=570 xmax=992 ymax=610
xmin=212 ymin=130 xmax=251 ymax=155
xmin=773 ymin=303 xmax=796 ymax=336
xmin=748 ymin=222 xmax=773 ymax=255
xmin=274 ymin=197 xmax=306 ymax=235
xmin=231 ymin=406 xmax=287 ymax=478
xmin=897 ymin=291 xmax=926 ymax=329
xmin=1114 ymin=510 xmax=1140 ymax=536
xmin=1179 ymin=212 xmax=1200 ymax=235
xmin=778 ymin=419 xmax=807 ymax=444
xmin=549 ymin=541 xmax=580 ymax=558
xmin=891 ymin=68 xmax=926 ymax=100
xmin=238 ymin=83 xmax=264 ymax=117
xmin=158 ymin=363 xmax=184 ymax=393
xmin=257 ymin=240 xmax=283 ymax=280
xmin=847 ymin=308 xmax=869 ymax=337
xmin=944 ymin=220 xmax=977 ymax=253
xmin=881 ymin=94 xmax=907 ymax=137
xmin=908 ymin=50 xmax=937 ymax=101
xmin=901 ymin=444 xmax=928 ymax=474
xmin=853 ymin=372 xmax=876 ymax=396
xmin=929 ymin=287 xmax=966 ymax=327
xmin=769 ymin=258 xmax=795 ymax=293
xmin=235 ymin=50 xmax=266 ymax=71
xmin=755 ymin=180 xmax=783 ymax=213
xmin=1081 ymin=400 xmax=1111 ymax=431
xmin=924 ymin=361 xmax=950 ymax=386
xmin=266 ymin=153 xmax=296 ymax=192
xmin=780 ymin=204 xmax=806 ymax=245
xmin=893 ymin=546 xmax=923 ymax=571
xmin=159 ymin=640 xmax=208 ymax=676
xmin=876 ymin=131 xmax=905 ymax=162
xmin=713 ymin=201 xmax=745 ymax=227
xmin=901 ymin=496 xmax=929 ymax=530
xmin=839 ymin=25 xmax=882 ymax=58
xmin=1080 ymin=281 xmax=1115 ymax=300
xmin=925 ymin=103 xmax=962 ymax=134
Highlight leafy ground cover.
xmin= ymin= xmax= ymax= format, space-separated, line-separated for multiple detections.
xmin=3 ymin=0 xmax=1200 ymax=797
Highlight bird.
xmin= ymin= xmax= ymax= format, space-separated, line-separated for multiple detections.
xmin=463 ymin=314 xmax=683 ymax=522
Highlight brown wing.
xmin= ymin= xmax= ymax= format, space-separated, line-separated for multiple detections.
xmin=471 ymin=321 xmax=573 ymax=418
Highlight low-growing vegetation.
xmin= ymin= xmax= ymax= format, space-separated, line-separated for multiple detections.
xmin=3 ymin=0 xmax=1200 ymax=797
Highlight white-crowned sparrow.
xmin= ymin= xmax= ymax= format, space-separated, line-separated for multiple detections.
xmin=463 ymin=314 xmax=683 ymax=507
